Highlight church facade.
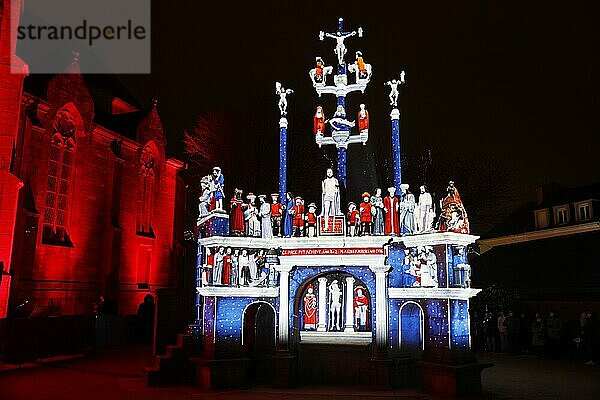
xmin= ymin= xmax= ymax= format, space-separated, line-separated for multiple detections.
xmin=0 ymin=1 xmax=185 ymax=316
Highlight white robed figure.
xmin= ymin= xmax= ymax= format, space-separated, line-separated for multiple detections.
xmin=321 ymin=168 xmax=342 ymax=230
xmin=425 ymin=246 xmax=438 ymax=286
xmin=258 ymin=195 xmax=273 ymax=239
xmin=248 ymin=252 xmax=258 ymax=282
xmin=415 ymin=185 xmax=435 ymax=233
xmin=213 ymin=247 xmax=225 ymax=285
xmin=245 ymin=194 xmax=261 ymax=237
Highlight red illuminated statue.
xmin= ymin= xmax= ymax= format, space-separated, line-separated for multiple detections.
xmin=359 ymin=192 xmax=373 ymax=236
xmin=358 ymin=103 xmax=369 ymax=133
xmin=229 ymin=188 xmax=246 ymax=236
xmin=314 ymin=106 xmax=326 ymax=135
xmin=303 ymin=285 xmax=317 ymax=330
xmin=384 ymin=186 xmax=400 ymax=236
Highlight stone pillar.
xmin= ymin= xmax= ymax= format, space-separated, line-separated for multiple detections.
xmin=278 ymin=117 xmax=288 ymax=201
xmin=344 ymin=276 xmax=355 ymax=332
xmin=370 ymin=265 xmax=389 ymax=353
xmin=276 ymin=264 xmax=293 ymax=349
xmin=317 ymin=276 xmax=328 ymax=332
xmin=390 ymin=108 xmax=401 ymax=193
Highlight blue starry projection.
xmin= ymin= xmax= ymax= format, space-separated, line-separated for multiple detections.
xmin=434 ymin=245 xmax=447 ymax=288
xmin=337 ymin=147 xmax=347 ymax=188
xmin=389 ymin=299 xmax=425 ymax=352
xmin=213 ymin=297 xmax=278 ymax=349
xmin=289 ymin=266 xmax=376 ymax=334
xmin=426 ymin=299 xmax=449 ymax=348
xmin=391 ymin=114 xmax=402 ymax=192
xmin=387 ymin=245 xmax=406 ymax=288
xmin=198 ymin=215 xmax=229 ymax=239
xmin=203 ymin=296 xmax=216 ymax=343
xmin=450 ymin=299 xmax=470 ymax=349
xmin=279 ymin=122 xmax=287 ymax=201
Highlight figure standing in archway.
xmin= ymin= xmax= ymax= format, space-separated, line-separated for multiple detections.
xmin=303 ymin=285 xmax=317 ymax=330
xmin=328 ymin=280 xmax=343 ymax=331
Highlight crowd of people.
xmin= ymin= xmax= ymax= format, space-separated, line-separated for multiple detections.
xmin=471 ymin=309 xmax=599 ymax=365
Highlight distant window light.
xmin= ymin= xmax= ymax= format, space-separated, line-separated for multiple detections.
xmin=578 ymin=204 xmax=590 ymax=221
xmin=556 ymin=208 xmax=568 ymax=225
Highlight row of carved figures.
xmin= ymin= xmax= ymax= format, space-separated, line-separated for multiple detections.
xmin=198 ymin=167 xmax=470 ymax=237
xmin=201 ymin=247 xmax=278 ymax=288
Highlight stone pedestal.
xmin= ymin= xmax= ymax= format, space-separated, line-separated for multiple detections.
xmin=272 ymin=350 xmax=296 ymax=387
xmin=417 ymin=349 xmax=493 ymax=397
xmin=369 ymin=357 xmax=393 ymax=389
xmin=197 ymin=212 xmax=229 ymax=238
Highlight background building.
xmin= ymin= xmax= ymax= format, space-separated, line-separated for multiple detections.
xmin=473 ymin=183 xmax=600 ymax=317
xmin=0 ymin=2 xmax=185 ymax=316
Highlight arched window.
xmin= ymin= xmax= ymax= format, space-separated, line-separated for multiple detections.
xmin=42 ymin=109 xmax=77 ymax=245
xmin=137 ymin=144 xmax=156 ymax=236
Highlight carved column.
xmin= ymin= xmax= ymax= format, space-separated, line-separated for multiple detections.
xmin=317 ymin=277 xmax=328 ymax=332
xmin=370 ymin=264 xmax=390 ymax=353
xmin=275 ymin=264 xmax=293 ymax=349
xmin=344 ymin=276 xmax=355 ymax=332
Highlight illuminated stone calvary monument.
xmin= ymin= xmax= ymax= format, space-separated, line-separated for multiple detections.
xmin=148 ymin=18 xmax=489 ymax=397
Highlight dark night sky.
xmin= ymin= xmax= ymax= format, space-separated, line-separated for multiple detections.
xmin=109 ymin=1 xmax=599 ymax=225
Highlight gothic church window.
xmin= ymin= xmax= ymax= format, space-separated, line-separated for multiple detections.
xmin=137 ymin=144 xmax=156 ymax=237
xmin=42 ymin=109 xmax=77 ymax=245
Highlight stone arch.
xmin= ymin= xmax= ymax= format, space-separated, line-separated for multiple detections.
xmin=399 ymin=301 xmax=424 ymax=352
xmin=241 ymin=300 xmax=277 ymax=346
xmin=292 ymin=269 xmax=373 ymax=336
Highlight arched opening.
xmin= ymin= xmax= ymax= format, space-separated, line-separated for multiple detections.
xmin=242 ymin=301 xmax=275 ymax=384
xmin=399 ymin=301 xmax=424 ymax=353
xmin=294 ymin=271 xmax=372 ymax=336
xmin=292 ymin=270 xmax=373 ymax=385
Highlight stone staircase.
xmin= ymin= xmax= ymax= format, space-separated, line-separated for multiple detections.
xmin=145 ymin=333 xmax=198 ymax=386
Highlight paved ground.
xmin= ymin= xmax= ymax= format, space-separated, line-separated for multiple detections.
xmin=0 ymin=346 xmax=599 ymax=400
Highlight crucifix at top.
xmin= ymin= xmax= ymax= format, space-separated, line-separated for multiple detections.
xmin=320 ymin=20 xmax=363 ymax=66
xmin=309 ymin=18 xmax=373 ymax=190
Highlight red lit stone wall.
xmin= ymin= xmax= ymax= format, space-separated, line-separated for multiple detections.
xmin=8 ymin=91 xmax=183 ymax=316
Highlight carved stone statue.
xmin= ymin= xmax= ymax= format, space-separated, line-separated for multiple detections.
xmin=324 ymin=30 xmax=357 ymax=65
xmin=384 ymin=72 xmax=405 ymax=107
xmin=198 ymin=175 xmax=212 ymax=218
xmin=415 ymin=185 xmax=435 ymax=233
xmin=399 ymin=183 xmax=416 ymax=235
xmin=309 ymin=57 xmax=334 ymax=86
xmin=211 ymin=166 xmax=225 ymax=210
xmin=245 ymin=193 xmax=261 ymax=237
xmin=358 ymin=103 xmax=369 ymax=133
xmin=371 ymin=188 xmax=385 ymax=235
xmin=438 ymin=181 xmax=470 ymax=234
xmin=258 ymin=195 xmax=273 ymax=239
xmin=213 ymin=246 xmax=225 ymax=285
xmin=275 ymin=82 xmax=294 ymax=115
xmin=328 ymin=105 xmax=355 ymax=133
xmin=348 ymin=51 xmax=372 ymax=82
xmin=314 ymin=106 xmax=326 ymax=136
xmin=328 ymin=279 xmax=343 ymax=331
xmin=354 ymin=287 xmax=369 ymax=331
xmin=321 ymin=168 xmax=341 ymax=230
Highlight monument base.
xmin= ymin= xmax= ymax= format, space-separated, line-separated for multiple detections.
xmin=369 ymin=357 xmax=393 ymax=389
xmin=416 ymin=349 xmax=493 ymax=397
xmin=272 ymin=350 xmax=296 ymax=387
xmin=190 ymin=357 xmax=250 ymax=389
xmin=318 ymin=215 xmax=346 ymax=236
